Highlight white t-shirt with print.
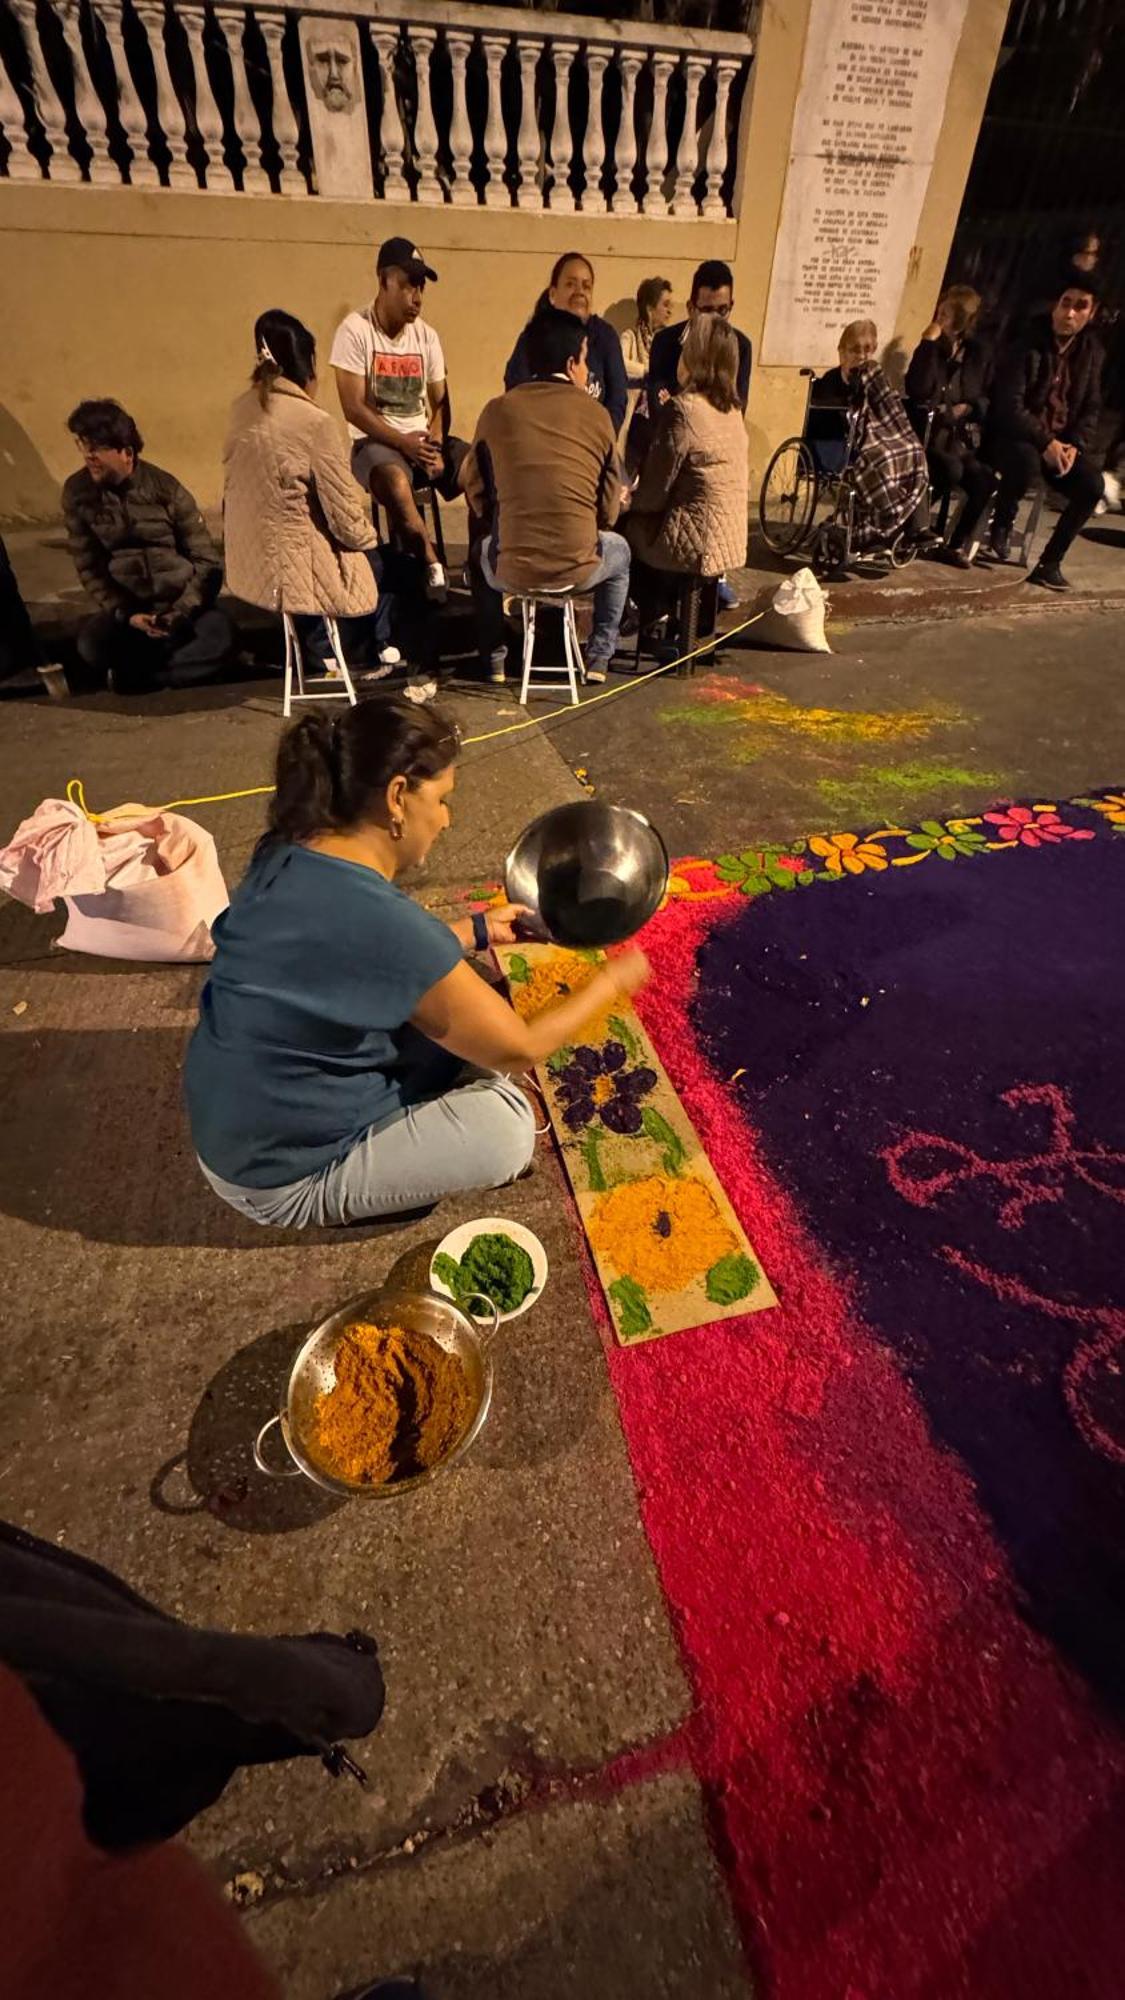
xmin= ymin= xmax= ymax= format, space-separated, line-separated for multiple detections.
xmin=329 ymin=308 xmax=446 ymax=440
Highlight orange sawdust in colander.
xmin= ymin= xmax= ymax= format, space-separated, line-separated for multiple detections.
xmin=310 ymin=1320 xmax=474 ymax=1486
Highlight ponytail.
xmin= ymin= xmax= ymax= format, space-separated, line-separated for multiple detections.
xmin=260 ymin=695 xmax=460 ymax=850
xmin=251 ymin=307 xmax=317 ymax=407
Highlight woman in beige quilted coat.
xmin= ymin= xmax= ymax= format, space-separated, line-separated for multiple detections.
xmin=625 ymin=313 xmax=749 ymax=583
xmin=223 ymin=310 xmax=394 ymax=660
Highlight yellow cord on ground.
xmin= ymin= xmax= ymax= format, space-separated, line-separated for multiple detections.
xmin=66 ymin=609 xmax=764 ymax=821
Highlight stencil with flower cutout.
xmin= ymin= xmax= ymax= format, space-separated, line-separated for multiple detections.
xmin=498 ymin=941 xmax=776 ymax=1344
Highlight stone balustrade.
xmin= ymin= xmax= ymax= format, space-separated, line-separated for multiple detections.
xmin=0 ymin=0 xmax=751 ymax=216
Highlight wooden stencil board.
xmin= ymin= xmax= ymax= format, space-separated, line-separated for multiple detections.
xmin=497 ymin=944 xmax=777 ymax=1345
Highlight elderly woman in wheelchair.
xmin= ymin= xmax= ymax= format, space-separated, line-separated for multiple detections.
xmin=759 ymin=320 xmax=934 ymax=578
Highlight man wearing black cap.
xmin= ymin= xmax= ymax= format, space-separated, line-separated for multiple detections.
xmin=331 ymin=238 xmax=461 ymax=602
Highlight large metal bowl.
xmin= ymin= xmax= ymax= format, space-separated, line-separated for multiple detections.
xmin=253 ymin=1286 xmax=498 ymax=1498
xmin=505 ymin=802 xmax=669 ymax=948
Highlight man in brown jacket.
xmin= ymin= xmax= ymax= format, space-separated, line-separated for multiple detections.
xmin=461 ymin=307 xmax=630 ymax=684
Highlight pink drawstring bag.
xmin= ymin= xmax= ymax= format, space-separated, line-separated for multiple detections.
xmin=0 ymin=797 xmax=228 ymax=962
xmin=57 ymin=807 xmax=229 ymax=961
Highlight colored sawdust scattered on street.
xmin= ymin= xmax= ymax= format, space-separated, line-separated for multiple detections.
xmin=659 ymin=675 xmax=960 ymax=766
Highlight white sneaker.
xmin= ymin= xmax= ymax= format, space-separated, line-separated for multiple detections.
xmin=426 ymin=562 xmax=448 ymax=604
xmin=358 ymin=646 xmax=402 ymax=684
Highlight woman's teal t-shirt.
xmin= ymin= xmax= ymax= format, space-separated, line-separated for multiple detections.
xmin=185 ymin=842 xmax=462 ymax=1188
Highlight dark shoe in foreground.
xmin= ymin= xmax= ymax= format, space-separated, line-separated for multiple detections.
xmin=940 ymin=546 xmax=975 ymax=570
xmin=1027 ymin=561 xmax=1070 ymax=592
xmin=983 ymin=527 xmax=1012 ymax=564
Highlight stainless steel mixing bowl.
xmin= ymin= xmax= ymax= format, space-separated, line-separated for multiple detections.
xmin=253 ymin=1286 xmax=499 ymax=1497
xmin=505 ymin=802 xmax=669 ymax=948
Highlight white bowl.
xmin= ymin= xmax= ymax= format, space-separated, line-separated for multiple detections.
xmin=430 ymin=1216 xmax=548 ymax=1324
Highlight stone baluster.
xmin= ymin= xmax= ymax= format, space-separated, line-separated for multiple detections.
xmin=52 ymin=0 xmax=118 ymax=183
xmin=9 ymin=0 xmax=81 ymax=181
xmin=257 ymin=10 xmax=303 ymax=195
xmin=409 ymin=25 xmax=441 ymax=205
xmin=578 ymin=45 xmax=607 ymax=214
xmin=213 ymin=5 xmax=267 ymax=193
xmin=446 ymin=29 xmax=474 ymax=207
xmin=701 ymin=57 xmax=739 ymax=219
xmin=610 ymin=46 xmax=643 ymax=215
xmin=92 ymin=0 xmax=159 ymax=186
xmin=515 ymin=36 xmax=542 ymax=211
xmin=0 ymin=45 xmax=39 ymax=180
xmin=671 ymin=53 xmax=706 ymax=218
xmin=134 ymin=0 xmax=196 ymax=187
xmin=481 ymin=34 xmax=508 ymax=210
xmin=369 ymin=24 xmax=407 ymax=201
xmin=642 ymin=52 xmax=673 ymax=216
xmin=547 ymin=38 xmax=575 ymax=213
xmin=180 ymin=3 xmax=234 ymax=191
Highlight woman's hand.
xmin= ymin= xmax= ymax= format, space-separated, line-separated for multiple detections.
xmin=486 ymin=902 xmax=532 ymax=946
xmin=605 ymin=948 xmax=650 ymax=999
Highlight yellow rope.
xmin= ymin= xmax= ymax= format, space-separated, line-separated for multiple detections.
xmin=65 ymin=611 xmax=764 ymax=821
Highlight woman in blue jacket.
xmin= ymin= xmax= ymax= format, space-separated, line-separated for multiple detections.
xmin=504 ymin=253 xmax=628 ymax=435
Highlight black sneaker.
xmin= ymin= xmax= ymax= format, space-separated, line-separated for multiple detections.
xmin=1027 ymin=561 xmax=1070 ymax=592
xmin=985 ymin=527 xmax=1012 ymax=564
xmin=940 ymin=546 xmax=974 ymax=570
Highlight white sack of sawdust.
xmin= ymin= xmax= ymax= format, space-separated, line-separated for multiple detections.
xmin=748 ymin=566 xmax=831 ymax=653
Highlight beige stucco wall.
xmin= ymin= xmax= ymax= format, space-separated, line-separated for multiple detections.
xmin=0 ymin=0 xmax=1007 ymax=527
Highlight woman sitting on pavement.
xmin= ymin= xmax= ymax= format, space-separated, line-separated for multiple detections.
xmin=624 ymin=314 xmax=749 ymax=642
xmin=619 ymin=275 xmax=674 ymax=474
xmin=504 ymin=252 xmax=629 ymax=436
xmin=223 ymin=309 xmax=398 ymax=679
xmin=185 ymin=697 xmax=649 ymax=1229
xmin=813 ymin=320 xmax=931 ymax=565
xmin=905 ymin=285 xmax=996 ymax=565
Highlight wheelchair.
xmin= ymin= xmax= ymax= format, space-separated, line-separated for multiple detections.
xmin=758 ymin=367 xmax=927 ymax=575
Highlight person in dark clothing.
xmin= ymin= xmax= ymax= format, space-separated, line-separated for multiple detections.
xmin=504 ymin=252 xmax=628 ymax=434
xmin=905 ymin=284 xmax=998 ymax=564
xmin=647 ymin=260 xmax=753 ymax=413
xmin=0 ymin=535 xmax=67 ymax=696
xmin=968 ymin=273 xmax=1105 ymax=590
xmin=62 ymin=399 xmax=231 ymax=693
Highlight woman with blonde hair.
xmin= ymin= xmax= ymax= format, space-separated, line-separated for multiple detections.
xmin=624 ymin=313 xmax=749 ymax=635
xmin=906 ymin=285 xmax=995 ymax=563
xmin=223 ymin=308 xmax=396 ymax=673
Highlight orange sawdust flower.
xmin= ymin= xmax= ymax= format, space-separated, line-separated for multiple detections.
xmin=509 ymin=950 xmax=612 ymax=1037
xmin=587 ymin=1174 xmax=739 ymax=1293
xmin=808 ymin=831 xmax=888 ymax=875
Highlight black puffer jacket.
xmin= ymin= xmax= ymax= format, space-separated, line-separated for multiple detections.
xmin=61 ymin=459 xmax=222 ymax=620
xmin=905 ymin=332 xmax=991 ymax=451
xmin=987 ymin=314 xmax=1103 ymax=456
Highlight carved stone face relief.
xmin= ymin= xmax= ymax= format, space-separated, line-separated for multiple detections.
xmin=307 ymin=37 xmax=355 ymax=112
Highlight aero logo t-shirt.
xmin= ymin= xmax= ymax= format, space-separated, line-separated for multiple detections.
xmin=330 ymin=308 xmax=446 ymax=438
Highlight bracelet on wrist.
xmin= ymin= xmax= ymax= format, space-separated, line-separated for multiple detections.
xmin=471 ymin=910 xmax=490 ymax=954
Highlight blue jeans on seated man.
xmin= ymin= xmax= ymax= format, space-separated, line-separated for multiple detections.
xmin=473 ymin=531 xmax=632 ymax=676
xmin=296 ymin=547 xmax=396 ymax=671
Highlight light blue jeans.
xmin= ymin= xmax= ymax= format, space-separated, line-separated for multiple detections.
xmin=199 ymin=1069 xmax=536 ymax=1229
xmin=480 ymin=529 xmax=632 ymax=667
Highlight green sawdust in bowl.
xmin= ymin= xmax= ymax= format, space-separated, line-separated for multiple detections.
xmin=434 ymin=1233 xmax=536 ymax=1316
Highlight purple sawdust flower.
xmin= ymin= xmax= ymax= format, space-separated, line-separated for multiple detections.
xmin=556 ymin=1041 xmax=658 ymax=1135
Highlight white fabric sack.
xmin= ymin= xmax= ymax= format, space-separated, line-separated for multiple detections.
xmin=58 ymin=810 xmax=229 ymax=962
xmin=748 ymin=566 xmax=831 ymax=654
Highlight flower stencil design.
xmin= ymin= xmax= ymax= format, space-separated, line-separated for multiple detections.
xmin=808 ymin=831 xmax=889 ymax=875
xmin=555 ymin=1042 xmax=658 ymax=1135
xmin=896 ymin=820 xmax=988 ymax=863
xmin=983 ymin=804 xmax=1095 ymax=848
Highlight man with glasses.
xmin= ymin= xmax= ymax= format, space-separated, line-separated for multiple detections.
xmin=648 ymin=260 xmax=752 ymax=412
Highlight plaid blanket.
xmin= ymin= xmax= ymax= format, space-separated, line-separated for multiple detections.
xmin=849 ymin=366 xmax=928 ymax=550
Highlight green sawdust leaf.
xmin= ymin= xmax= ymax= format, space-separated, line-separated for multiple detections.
xmin=768 ymin=865 xmax=798 ymax=889
xmin=608 ymin=1014 xmax=640 ymax=1060
xmin=797 ymin=870 xmax=816 ymax=886
xmin=715 ymin=854 xmax=745 ymax=880
xmin=609 ymin=1276 xmax=653 ymax=1339
xmin=705 ymin=1252 xmax=761 ymax=1306
xmin=581 ymin=1126 xmax=607 ymax=1192
xmin=546 ymin=1045 xmax=573 ymax=1074
xmin=641 ymin=1106 xmax=686 ymax=1175
xmin=738 ymin=874 xmax=772 ymax=897
xmin=507 ymin=954 xmax=530 ymax=984
xmin=919 ymin=819 xmax=948 ymax=838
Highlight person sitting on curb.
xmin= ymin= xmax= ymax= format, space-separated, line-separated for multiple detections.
xmin=503 ymin=252 xmax=629 ymax=437
xmin=223 ymin=308 xmax=399 ymax=682
xmin=62 ymin=400 xmax=230 ymax=695
xmin=971 ymin=271 xmax=1104 ymax=591
xmin=185 ymin=696 xmax=648 ymax=1229
xmin=461 ymin=306 xmax=630 ymax=686
xmin=331 ymin=237 xmax=464 ymax=606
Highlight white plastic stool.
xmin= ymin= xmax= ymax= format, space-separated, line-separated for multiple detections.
xmin=516 ymin=588 xmax=586 ymax=707
xmin=282 ymin=612 xmax=357 ymax=717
